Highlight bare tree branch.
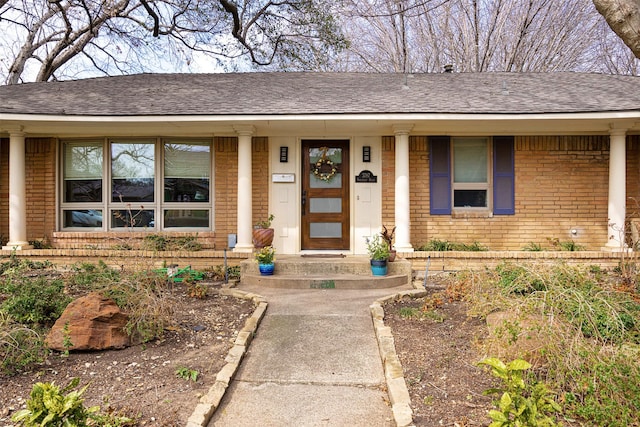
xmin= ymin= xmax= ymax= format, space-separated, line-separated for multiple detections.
xmin=2 ymin=0 xmax=345 ymax=82
xmin=139 ymin=0 xmax=159 ymax=36
xmin=593 ymin=0 xmax=640 ymax=59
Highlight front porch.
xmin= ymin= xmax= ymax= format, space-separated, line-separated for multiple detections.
xmin=241 ymin=256 xmax=412 ymax=289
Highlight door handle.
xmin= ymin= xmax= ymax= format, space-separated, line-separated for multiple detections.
xmin=302 ymin=190 xmax=307 ymax=216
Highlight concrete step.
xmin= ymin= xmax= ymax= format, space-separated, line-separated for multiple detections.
xmin=240 ymin=256 xmax=412 ymax=289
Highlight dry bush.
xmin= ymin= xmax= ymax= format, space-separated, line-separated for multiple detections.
xmin=460 ymin=261 xmax=640 ymax=426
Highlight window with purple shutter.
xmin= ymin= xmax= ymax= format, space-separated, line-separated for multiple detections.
xmin=429 ymin=135 xmax=515 ymax=215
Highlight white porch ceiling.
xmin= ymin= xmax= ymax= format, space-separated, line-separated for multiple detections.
xmin=2 ymin=112 xmax=639 ymax=139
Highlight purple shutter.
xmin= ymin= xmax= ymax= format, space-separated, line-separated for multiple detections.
xmin=493 ymin=136 xmax=515 ymax=215
xmin=429 ymin=136 xmax=451 ymax=215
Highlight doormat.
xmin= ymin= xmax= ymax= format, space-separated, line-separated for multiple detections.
xmin=301 ymin=254 xmax=346 ymax=258
xmin=311 ymin=280 xmax=336 ymax=289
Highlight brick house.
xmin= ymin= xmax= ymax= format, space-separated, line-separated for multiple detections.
xmin=1 ymin=72 xmax=639 ymax=255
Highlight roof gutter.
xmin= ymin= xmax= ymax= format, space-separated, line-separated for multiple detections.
xmin=1 ymin=110 xmax=640 ymax=123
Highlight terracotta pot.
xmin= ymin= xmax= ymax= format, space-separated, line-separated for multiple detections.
xmin=388 ymin=250 xmax=397 ymax=262
xmin=252 ymin=228 xmax=274 ymax=248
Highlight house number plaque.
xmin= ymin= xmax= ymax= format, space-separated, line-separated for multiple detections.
xmin=355 ymin=170 xmax=377 ymax=183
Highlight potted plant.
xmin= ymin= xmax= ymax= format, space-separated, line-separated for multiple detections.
xmin=381 ymin=225 xmax=396 ymax=262
xmin=255 ymin=245 xmax=276 ymax=275
xmin=366 ymin=233 xmax=390 ymax=276
xmin=252 ymin=214 xmax=275 ymax=248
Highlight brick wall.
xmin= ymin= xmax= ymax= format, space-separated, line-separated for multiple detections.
xmin=26 ymin=138 xmax=57 ymax=243
xmin=212 ymin=135 xmax=269 ymax=249
xmin=383 ymin=135 xmax=637 ymax=250
xmin=214 ymin=137 xmax=239 ymax=249
xmin=0 ymin=138 xmax=56 ymax=244
xmin=252 ymin=137 xmax=270 ymax=225
xmin=0 ymin=137 xmax=57 ymax=245
xmin=381 ymin=136 xmax=395 ymax=226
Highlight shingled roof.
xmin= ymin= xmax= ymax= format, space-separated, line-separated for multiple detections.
xmin=1 ymin=72 xmax=640 ymax=117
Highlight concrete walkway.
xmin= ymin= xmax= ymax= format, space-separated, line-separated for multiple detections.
xmin=207 ymin=284 xmax=412 ymax=427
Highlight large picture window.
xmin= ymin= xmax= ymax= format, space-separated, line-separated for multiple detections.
xmin=429 ymin=135 xmax=515 ymax=215
xmin=61 ymin=138 xmax=213 ymax=230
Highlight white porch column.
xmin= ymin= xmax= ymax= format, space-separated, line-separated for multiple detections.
xmin=393 ymin=124 xmax=414 ymax=252
xmin=234 ymin=126 xmax=255 ymax=253
xmin=605 ymin=129 xmax=627 ymax=250
xmin=3 ymin=131 xmax=32 ymax=250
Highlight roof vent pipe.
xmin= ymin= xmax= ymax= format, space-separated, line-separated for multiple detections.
xmin=443 ymin=64 xmax=454 ymax=73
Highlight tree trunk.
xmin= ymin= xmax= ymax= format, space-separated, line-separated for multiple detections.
xmin=593 ymin=0 xmax=640 ymax=59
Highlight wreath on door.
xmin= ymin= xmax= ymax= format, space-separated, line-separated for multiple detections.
xmin=312 ymin=147 xmax=338 ymax=182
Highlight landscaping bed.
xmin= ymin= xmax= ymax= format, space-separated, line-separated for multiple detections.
xmin=0 ymin=261 xmax=254 ymax=426
xmin=2 ymin=261 xmax=640 ymax=426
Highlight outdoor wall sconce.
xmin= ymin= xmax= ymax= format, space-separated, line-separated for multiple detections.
xmin=362 ymin=146 xmax=371 ymax=162
xmin=280 ymin=146 xmax=288 ymax=162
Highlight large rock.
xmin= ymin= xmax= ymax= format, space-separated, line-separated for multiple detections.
xmin=46 ymin=292 xmax=130 ymax=351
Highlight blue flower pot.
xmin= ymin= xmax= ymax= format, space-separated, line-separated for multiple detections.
xmin=259 ymin=263 xmax=275 ymax=276
xmin=370 ymin=259 xmax=388 ymax=276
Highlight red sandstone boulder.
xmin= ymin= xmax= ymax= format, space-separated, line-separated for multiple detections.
xmin=46 ymin=292 xmax=131 ymax=351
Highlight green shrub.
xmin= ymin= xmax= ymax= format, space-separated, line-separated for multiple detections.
xmin=547 ymin=237 xmax=585 ymax=251
xmin=418 ymin=239 xmax=452 ymax=251
xmin=522 ymin=242 xmax=543 ymax=251
xmin=558 ymin=240 xmax=585 ymax=251
xmin=142 ymin=233 xmax=202 ymax=251
xmin=208 ymin=265 xmax=241 ymax=281
xmin=568 ymin=353 xmax=640 ymax=426
xmin=560 ymin=283 xmax=640 ymax=344
xmin=12 ymin=378 xmax=98 ymax=426
xmin=462 ymin=241 xmax=489 ymax=251
xmin=227 ymin=265 xmax=241 ymax=280
xmin=66 ymin=263 xmax=172 ymax=343
xmin=463 ymin=262 xmax=640 ymax=426
xmin=102 ymin=271 xmax=173 ymax=343
xmin=418 ymin=239 xmax=488 ymax=251
xmin=143 ymin=234 xmax=168 ymax=251
xmin=0 ymin=312 xmax=48 ymax=375
xmin=0 ymin=276 xmax=70 ymax=326
xmin=12 ymin=378 xmax=133 ymax=427
xmin=28 ymin=239 xmax=52 ymax=249
xmin=175 ymin=366 xmax=199 ymax=382
xmin=494 ymin=263 xmax=546 ymax=295
xmin=398 ymin=307 xmax=422 ymax=319
xmin=0 ymin=256 xmax=52 ymax=276
xmin=397 ymin=297 xmax=445 ymax=323
xmin=479 ymin=358 xmax=562 ymax=427
xmin=67 ymin=261 xmax=121 ymax=293
xmin=172 ymin=235 xmax=202 ymax=251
